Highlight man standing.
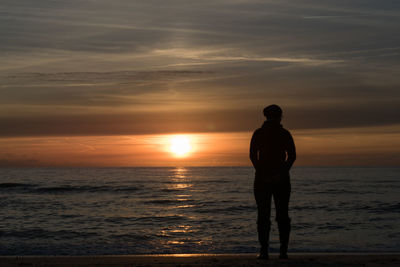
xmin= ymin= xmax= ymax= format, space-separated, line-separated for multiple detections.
xmin=250 ymin=105 xmax=296 ymax=260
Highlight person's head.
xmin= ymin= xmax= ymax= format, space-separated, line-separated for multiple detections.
xmin=263 ymin=104 xmax=282 ymax=122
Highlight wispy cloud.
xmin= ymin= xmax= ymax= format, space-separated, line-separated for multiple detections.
xmin=152 ymin=48 xmax=344 ymax=65
xmin=0 ymin=0 xmax=399 ymax=138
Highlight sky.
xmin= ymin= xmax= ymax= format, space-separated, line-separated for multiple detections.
xmin=1 ymin=0 xmax=399 ymax=167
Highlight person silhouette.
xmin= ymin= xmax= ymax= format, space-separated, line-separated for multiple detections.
xmin=249 ymin=105 xmax=296 ymax=260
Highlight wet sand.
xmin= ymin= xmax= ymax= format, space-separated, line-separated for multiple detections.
xmin=1 ymin=253 xmax=400 ymax=266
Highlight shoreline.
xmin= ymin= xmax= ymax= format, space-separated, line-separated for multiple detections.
xmin=1 ymin=253 xmax=400 ymax=266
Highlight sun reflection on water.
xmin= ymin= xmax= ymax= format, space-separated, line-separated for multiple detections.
xmin=169 ymin=225 xmax=194 ymax=233
xmin=173 ymin=167 xmax=188 ymax=179
xmin=167 ymin=167 xmax=193 ymax=191
xmin=157 ymin=167 xmax=199 ymax=246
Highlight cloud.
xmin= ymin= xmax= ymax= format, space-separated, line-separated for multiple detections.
xmin=0 ymin=0 xmax=399 ymax=138
xmin=0 ymin=70 xmax=213 ymax=107
xmin=151 ymin=48 xmax=343 ymax=66
xmin=1 ymin=102 xmax=399 ymax=137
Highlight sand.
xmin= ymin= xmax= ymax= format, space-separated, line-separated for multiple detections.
xmin=1 ymin=253 xmax=399 ymax=267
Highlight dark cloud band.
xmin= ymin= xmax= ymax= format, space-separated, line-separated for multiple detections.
xmin=1 ymin=103 xmax=399 ymax=137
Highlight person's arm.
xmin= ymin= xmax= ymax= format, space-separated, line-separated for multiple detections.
xmin=284 ymin=132 xmax=296 ymax=171
xmin=249 ymin=130 xmax=260 ymax=170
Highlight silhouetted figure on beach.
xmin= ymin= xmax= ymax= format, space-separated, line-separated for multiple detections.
xmin=250 ymin=105 xmax=296 ymax=260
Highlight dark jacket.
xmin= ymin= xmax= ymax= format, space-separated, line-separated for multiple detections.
xmin=250 ymin=120 xmax=296 ymax=176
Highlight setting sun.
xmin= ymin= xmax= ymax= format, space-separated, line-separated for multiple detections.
xmin=170 ymin=135 xmax=192 ymax=157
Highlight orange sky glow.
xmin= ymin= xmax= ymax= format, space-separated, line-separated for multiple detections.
xmin=1 ymin=125 xmax=399 ymax=167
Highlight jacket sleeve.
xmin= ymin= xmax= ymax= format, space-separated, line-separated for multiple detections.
xmin=284 ymin=131 xmax=296 ymax=171
xmin=249 ymin=130 xmax=260 ymax=169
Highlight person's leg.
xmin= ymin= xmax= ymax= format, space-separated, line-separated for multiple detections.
xmin=273 ymin=179 xmax=291 ymax=259
xmin=254 ymin=180 xmax=272 ymax=258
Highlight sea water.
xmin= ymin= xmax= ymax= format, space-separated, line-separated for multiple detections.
xmin=0 ymin=167 xmax=399 ymax=255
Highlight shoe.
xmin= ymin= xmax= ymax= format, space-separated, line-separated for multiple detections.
xmin=257 ymin=247 xmax=269 ymax=260
xmin=257 ymin=252 xmax=269 ymax=260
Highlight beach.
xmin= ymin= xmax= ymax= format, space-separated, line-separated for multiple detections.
xmin=1 ymin=253 xmax=400 ymax=266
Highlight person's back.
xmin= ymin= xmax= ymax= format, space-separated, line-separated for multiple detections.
xmin=249 ymin=105 xmax=296 ymax=260
xmin=251 ymin=120 xmax=294 ymax=175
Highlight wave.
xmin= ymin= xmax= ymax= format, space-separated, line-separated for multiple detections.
xmin=0 ymin=182 xmax=35 ymax=188
xmin=0 ymin=228 xmax=98 ymax=239
xmin=194 ymin=205 xmax=255 ymax=214
xmin=144 ymin=199 xmax=194 ymax=205
xmin=35 ymin=185 xmax=110 ymax=193
xmin=8 ymin=183 xmax=140 ymax=194
xmin=109 ymin=233 xmax=153 ymax=241
xmin=160 ymin=188 xmax=187 ymax=192
xmin=132 ymin=215 xmax=188 ymax=223
xmin=348 ymin=202 xmax=400 ymax=214
xmin=315 ymin=189 xmax=375 ymax=195
xmin=292 ymin=204 xmax=330 ymax=211
xmin=103 ymin=215 xmax=189 ymax=224
xmin=196 ymin=180 xmax=230 ymax=184
xmin=113 ymin=187 xmax=140 ymax=192
xmin=316 ymin=223 xmax=345 ymax=230
xmin=292 ymin=223 xmax=315 ymax=230
xmin=370 ymin=202 xmax=400 ymax=214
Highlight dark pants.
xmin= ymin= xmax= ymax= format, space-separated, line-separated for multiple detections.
xmin=254 ymin=172 xmax=291 ymax=251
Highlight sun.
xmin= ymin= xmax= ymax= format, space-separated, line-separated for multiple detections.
xmin=169 ymin=135 xmax=192 ymax=157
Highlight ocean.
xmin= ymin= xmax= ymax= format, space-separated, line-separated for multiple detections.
xmin=0 ymin=167 xmax=399 ymax=255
